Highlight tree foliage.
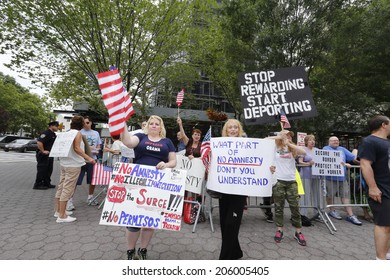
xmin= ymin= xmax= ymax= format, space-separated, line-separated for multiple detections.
xmin=0 ymin=0 xmax=213 ymax=116
xmin=0 ymin=72 xmax=53 ymax=136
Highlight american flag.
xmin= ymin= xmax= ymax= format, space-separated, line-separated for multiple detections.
xmin=176 ymin=88 xmax=185 ymax=106
xmin=96 ymin=69 xmax=134 ymax=135
xmin=280 ymin=109 xmax=291 ymax=128
xmin=91 ymin=164 xmax=113 ymax=186
xmin=200 ymin=127 xmax=212 ymax=171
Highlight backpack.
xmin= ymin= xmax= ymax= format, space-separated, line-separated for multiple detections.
xmin=301 ymin=215 xmax=313 ymax=227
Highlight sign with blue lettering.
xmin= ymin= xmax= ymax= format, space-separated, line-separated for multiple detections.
xmin=206 ymin=137 xmax=276 ymax=196
xmin=239 ymin=66 xmax=318 ymax=125
xmin=99 ymin=163 xmax=187 ymax=231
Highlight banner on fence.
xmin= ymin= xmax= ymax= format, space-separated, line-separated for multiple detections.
xmin=99 ymin=163 xmax=187 ymax=231
xmin=175 ymin=155 xmax=205 ymax=194
xmin=312 ymin=149 xmax=344 ymax=177
xmin=206 ymin=137 xmax=275 ymax=197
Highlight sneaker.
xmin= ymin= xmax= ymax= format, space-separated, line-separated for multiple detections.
xmin=294 ymin=232 xmax=307 ymax=246
xmin=346 ymin=215 xmax=362 ymax=226
xmin=127 ymin=249 xmax=138 ymax=260
xmin=266 ymin=213 xmax=274 ymax=223
xmin=274 ymin=230 xmax=283 ymax=243
xmin=54 ymin=210 xmax=73 ymax=217
xmin=137 ymin=248 xmax=147 ymax=260
xmin=56 ymin=216 xmax=77 ymax=223
xmin=66 ymin=200 xmax=75 ymax=211
xmin=328 ymin=210 xmax=342 ymax=220
xmin=87 ymin=198 xmax=99 ymax=206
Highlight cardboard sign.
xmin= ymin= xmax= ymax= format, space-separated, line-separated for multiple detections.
xmin=175 ymin=155 xmax=205 ymax=194
xmin=239 ymin=66 xmax=317 ymax=125
xmin=99 ymin=163 xmax=187 ymax=231
xmin=312 ymin=149 xmax=344 ymax=177
xmin=49 ymin=130 xmax=78 ymax=157
xmin=206 ymin=137 xmax=275 ymax=197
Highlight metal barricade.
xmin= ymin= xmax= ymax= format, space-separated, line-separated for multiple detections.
xmin=205 ymin=165 xmax=369 ymax=235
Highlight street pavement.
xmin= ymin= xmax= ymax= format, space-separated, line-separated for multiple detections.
xmin=0 ymin=150 xmax=376 ymax=260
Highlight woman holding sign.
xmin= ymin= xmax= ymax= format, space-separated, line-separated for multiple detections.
xmin=216 ymin=119 xmax=248 ymax=260
xmin=121 ymin=115 xmax=177 ymax=260
xmin=54 ymin=116 xmax=96 ymax=223
xmin=272 ymin=130 xmax=307 ymax=246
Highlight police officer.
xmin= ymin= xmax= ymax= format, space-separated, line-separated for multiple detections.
xmin=33 ymin=121 xmax=59 ymax=190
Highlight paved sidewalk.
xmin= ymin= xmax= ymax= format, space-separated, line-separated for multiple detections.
xmin=0 ymin=156 xmax=376 ymax=260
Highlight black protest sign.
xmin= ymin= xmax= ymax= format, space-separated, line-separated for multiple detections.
xmin=239 ymin=66 xmax=317 ymax=125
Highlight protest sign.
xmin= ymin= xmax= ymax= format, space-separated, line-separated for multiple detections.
xmin=175 ymin=155 xmax=205 ymax=194
xmin=239 ymin=66 xmax=317 ymax=125
xmin=99 ymin=163 xmax=187 ymax=231
xmin=297 ymin=132 xmax=307 ymax=147
xmin=206 ymin=137 xmax=275 ymax=197
xmin=49 ymin=130 xmax=78 ymax=157
xmin=312 ymin=149 xmax=344 ymax=177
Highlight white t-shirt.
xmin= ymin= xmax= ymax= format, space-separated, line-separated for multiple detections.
xmin=274 ymin=147 xmax=296 ymax=181
xmin=59 ymin=130 xmax=86 ymax=167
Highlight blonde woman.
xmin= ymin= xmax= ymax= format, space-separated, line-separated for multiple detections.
xmin=217 ymin=119 xmax=247 ymax=259
xmin=121 ymin=115 xmax=177 ymax=260
xmin=272 ymin=130 xmax=307 ymax=246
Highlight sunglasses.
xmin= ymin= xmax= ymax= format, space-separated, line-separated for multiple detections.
xmin=85 ymin=122 xmax=90 ymax=124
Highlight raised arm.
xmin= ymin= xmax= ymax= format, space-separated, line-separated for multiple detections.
xmin=121 ymin=124 xmax=140 ymax=148
xmin=177 ymin=117 xmax=189 ymax=145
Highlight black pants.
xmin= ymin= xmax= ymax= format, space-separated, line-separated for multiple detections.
xmin=218 ymin=194 xmax=246 ymax=260
xmin=34 ymin=152 xmax=54 ymax=187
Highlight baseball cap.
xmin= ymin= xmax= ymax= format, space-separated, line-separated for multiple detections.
xmin=48 ymin=121 xmax=59 ymax=127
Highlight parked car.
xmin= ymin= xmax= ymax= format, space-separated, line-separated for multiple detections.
xmin=0 ymin=135 xmax=32 ymax=150
xmin=4 ymin=139 xmax=38 ymax=153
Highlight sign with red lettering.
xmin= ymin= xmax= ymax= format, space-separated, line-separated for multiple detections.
xmin=99 ymin=163 xmax=187 ymax=231
xmin=107 ymin=186 xmax=127 ymax=203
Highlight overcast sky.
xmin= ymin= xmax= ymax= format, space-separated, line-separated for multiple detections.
xmin=0 ymin=53 xmax=46 ymax=96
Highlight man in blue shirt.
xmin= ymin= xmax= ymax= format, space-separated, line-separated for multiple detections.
xmin=323 ymin=136 xmax=362 ymax=225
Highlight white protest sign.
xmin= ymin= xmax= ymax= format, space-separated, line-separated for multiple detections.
xmin=312 ymin=149 xmax=344 ymax=177
xmin=49 ymin=130 xmax=78 ymax=157
xmin=99 ymin=163 xmax=187 ymax=231
xmin=297 ymin=132 xmax=307 ymax=147
xmin=175 ymin=155 xmax=205 ymax=194
xmin=206 ymin=137 xmax=275 ymax=197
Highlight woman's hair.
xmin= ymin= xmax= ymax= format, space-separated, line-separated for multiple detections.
xmin=192 ymin=129 xmax=202 ymax=136
xmin=222 ymin=119 xmax=244 ymax=137
xmin=70 ymin=115 xmax=85 ymax=130
xmin=304 ymin=134 xmax=315 ymax=146
xmin=143 ymin=115 xmax=166 ymax=138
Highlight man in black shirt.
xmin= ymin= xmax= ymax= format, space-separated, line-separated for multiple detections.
xmin=33 ymin=121 xmax=59 ymax=190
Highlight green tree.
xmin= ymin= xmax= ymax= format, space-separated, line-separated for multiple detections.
xmin=1 ymin=0 xmax=215 ymax=119
xmin=0 ymin=72 xmax=52 ymax=135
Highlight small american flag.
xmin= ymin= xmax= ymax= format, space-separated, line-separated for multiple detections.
xmin=280 ymin=109 xmax=291 ymax=129
xmin=200 ymin=127 xmax=212 ymax=171
xmin=96 ymin=69 xmax=134 ymax=135
xmin=91 ymin=164 xmax=113 ymax=186
xmin=176 ymin=88 xmax=185 ymax=106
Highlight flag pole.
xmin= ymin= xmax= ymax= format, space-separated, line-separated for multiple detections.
xmin=280 ymin=121 xmax=284 ymax=131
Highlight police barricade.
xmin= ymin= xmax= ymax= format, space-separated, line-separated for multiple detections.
xmin=323 ymin=165 xmax=369 ymax=233
xmin=205 ymin=164 xmax=369 ymax=235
